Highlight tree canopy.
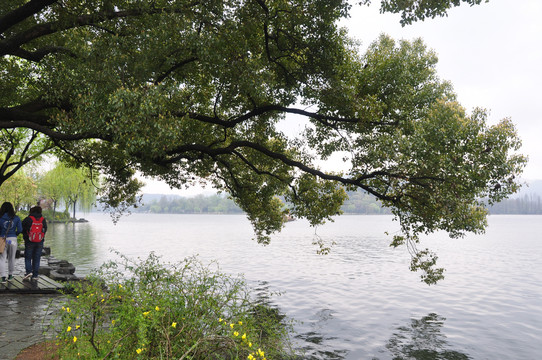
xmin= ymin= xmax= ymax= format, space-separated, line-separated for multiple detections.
xmin=0 ymin=0 xmax=525 ymax=283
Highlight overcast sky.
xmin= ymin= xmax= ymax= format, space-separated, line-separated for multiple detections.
xmin=346 ymin=0 xmax=541 ymax=179
xmin=142 ymin=0 xmax=541 ymax=195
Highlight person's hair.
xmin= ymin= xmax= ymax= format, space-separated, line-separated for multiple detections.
xmin=29 ymin=206 xmax=43 ymax=215
xmin=0 ymin=202 xmax=15 ymax=218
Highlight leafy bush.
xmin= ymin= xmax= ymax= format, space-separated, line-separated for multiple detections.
xmin=42 ymin=209 xmax=72 ymax=222
xmin=53 ymin=252 xmax=293 ymax=359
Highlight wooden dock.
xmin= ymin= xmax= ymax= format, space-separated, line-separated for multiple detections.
xmin=0 ymin=275 xmax=65 ymax=294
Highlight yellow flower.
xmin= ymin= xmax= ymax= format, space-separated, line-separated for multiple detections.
xmin=248 ymin=355 xmax=254 ymax=360
xmin=118 ymin=284 xmax=123 ymax=288
xmin=136 ymin=348 xmax=143 ymax=354
xmin=238 ymin=321 xmax=243 ymax=325
xmin=111 ymin=320 xmax=116 ymax=325
xmin=242 ymin=333 xmax=247 ymax=340
xmin=101 ymin=299 xmax=105 ymax=302
xmin=230 ymin=323 xmax=234 ymax=329
xmin=143 ymin=311 xmax=150 ymax=317
xmin=76 ymin=325 xmax=80 ymax=329
xmin=61 ymin=306 xmax=66 ymax=311
xmin=248 ymin=342 xmax=252 ymax=347
xmin=66 ymin=326 xmax=72 ymax=332
xmin=73 ymin=336 xmax=77 ymax=343
xmin=66 ymin=307 xmax=71 ymax=313
xmin=234 ymin=331 xmax=239 ymax=337
xmin=218 ymin=318 xmax=223 ymax=322
xmin=155 ymin=306 xmax=160 ymax=311
xmin=258 ymin=349 xmax=265 ymax=357
xmin=171 ymin=322 xmax=177 ymax=328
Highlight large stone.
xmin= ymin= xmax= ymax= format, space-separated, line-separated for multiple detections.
xmin=56 ymin=262 xmax=76 ymax=275
xmin=38 ymin=265 xmax=52 ymax=276
xmin=47 ymin=257 xmax=61 ymax=266
xmin=49 ymin=270 xmax=79 ymax=282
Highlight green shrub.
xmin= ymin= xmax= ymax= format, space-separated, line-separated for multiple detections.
xmin=42 ymin=209 xmax=71 ymax=222
xmin=52 ymin=252 xmax=294 ymax=359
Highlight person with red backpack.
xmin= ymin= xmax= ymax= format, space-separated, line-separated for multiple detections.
xmin=22 ymin=206 xmax=48 ymax=282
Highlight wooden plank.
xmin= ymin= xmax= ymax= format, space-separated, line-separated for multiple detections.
xmin=0 ymin=275 xmax=65 ymax=294
xmin=40 ymin=275 xmax=64 ymax=289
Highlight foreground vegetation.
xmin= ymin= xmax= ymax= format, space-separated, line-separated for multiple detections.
xmin=52 ymin=253 xmax=294 ymax=359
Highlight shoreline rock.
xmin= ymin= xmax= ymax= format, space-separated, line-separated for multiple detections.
xmin=42 ymin=256 xmax=82 ymax=282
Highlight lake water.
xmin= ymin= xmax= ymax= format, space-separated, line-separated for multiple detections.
xmin=46 ymin=214 xmax=542 ymax=359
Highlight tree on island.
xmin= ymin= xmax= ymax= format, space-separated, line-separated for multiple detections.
xmin=0 ymin=0 xmax=526 ymax=283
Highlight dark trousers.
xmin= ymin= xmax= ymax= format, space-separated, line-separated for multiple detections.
xmin=25 ymin=241 xmax=43 ymax=278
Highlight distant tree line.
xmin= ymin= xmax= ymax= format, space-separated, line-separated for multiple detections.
xmin=488 ymin=194 xmax=542 ymax=214
xmin=136 ymin=194 xmax=244 ymax=214
xmin=136 ymin=192 xmax=542 ymax=215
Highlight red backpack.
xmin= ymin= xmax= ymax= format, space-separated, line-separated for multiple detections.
xmin=28 ymin=216 xmax=45 ymax=242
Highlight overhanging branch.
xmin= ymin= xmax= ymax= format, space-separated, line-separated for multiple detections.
xmin=159 ymin=140 xmax=399 ymax=202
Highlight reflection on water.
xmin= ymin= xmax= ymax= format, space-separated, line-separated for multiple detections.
xmin=386 ymin=314 xmax=470 ymax=360
xmin=47 ymin=221 xmax=98 ymax=274
xmin=294 ymin=308 xmax=348 ymax=360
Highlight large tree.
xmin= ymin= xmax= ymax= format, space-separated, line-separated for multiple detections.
xmin=0 ymin=1 xmax=525 ymax=283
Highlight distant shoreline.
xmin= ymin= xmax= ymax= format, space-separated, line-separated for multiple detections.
xmin=48 ymin=218 xmax=89 ymax=223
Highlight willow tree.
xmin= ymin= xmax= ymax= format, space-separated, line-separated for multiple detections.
xmin=39 ymin=162 xmax=97 ymax=219
xmin=0 ymin=1 xmax=525 ymax=283
xmin=63 ymin=166 xmax=97 ymax=220
xmin=39 ymin=163 xmax=65 ymax=219
xmin=0 ymin=170 xmax=37 ymax=211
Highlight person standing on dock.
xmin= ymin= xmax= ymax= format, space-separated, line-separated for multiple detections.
xmin=0 ymin=202 xmax=23 ymax=284
xmin=22 ymin=206 xmax=47 ymax=282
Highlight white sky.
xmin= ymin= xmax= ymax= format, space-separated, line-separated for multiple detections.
xmin=345 ymin=0 xmax=542 ymax=178
xmin=142 ymin=0 xmax=542 ymax=195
